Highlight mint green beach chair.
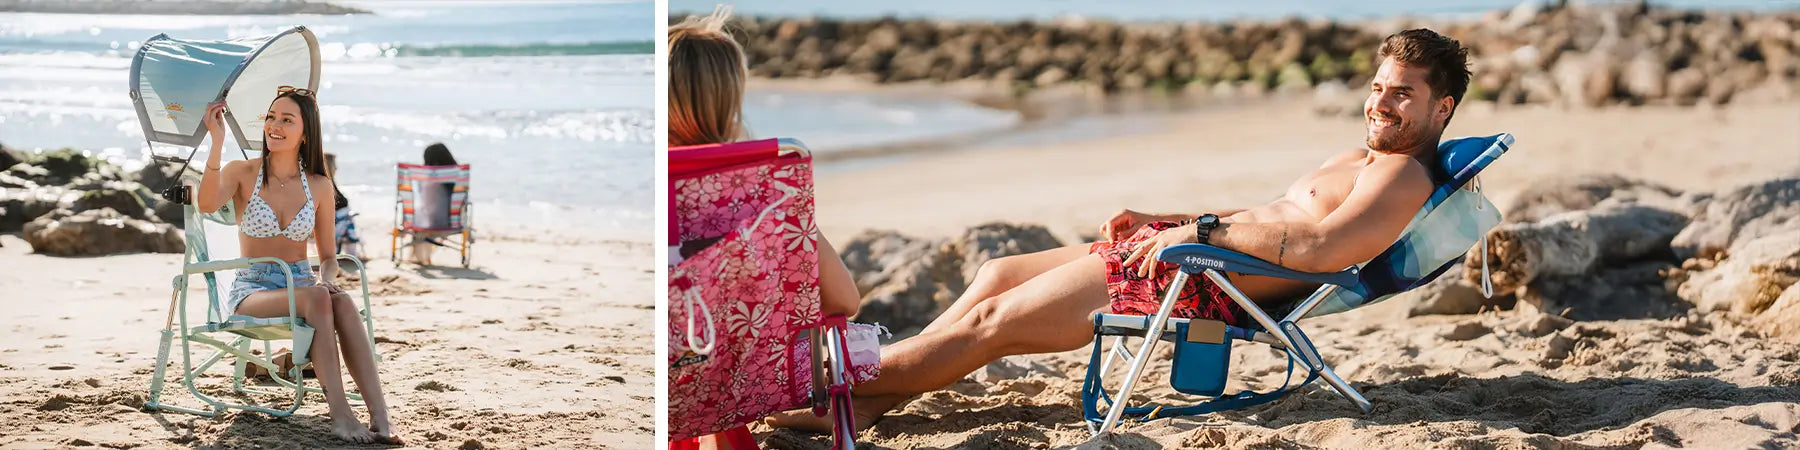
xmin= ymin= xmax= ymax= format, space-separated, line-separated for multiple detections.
xmin=144 ymin=189 xmax=378 ymax=418
xmin=1083 ymin=134 xmax=1513 ymax=436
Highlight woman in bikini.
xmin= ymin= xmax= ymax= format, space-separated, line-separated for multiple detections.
xmin=194 ymin=88 xmax=402 ymax=445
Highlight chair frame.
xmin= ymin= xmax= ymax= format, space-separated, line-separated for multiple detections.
xmin=1084 ymin=134 xmax=1514 ymax=437
xmin=390 ymin=163 xmax=473 ymax=268
xmin=145 ymin=193 xmax=377 ymax=418
xmin=1087 ymin=266 xmax=1365 ymax=436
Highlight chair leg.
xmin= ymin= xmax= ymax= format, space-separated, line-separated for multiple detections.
xmin=146 ymin=329 xmax=176 ymax=411
xmin=232 ymin=339 xmax=250 ymax=392
xmin=1093 ymin=271 xmax=1190 ymax=436
xmin=1201 ymin=270 xmax=1372 ymax=414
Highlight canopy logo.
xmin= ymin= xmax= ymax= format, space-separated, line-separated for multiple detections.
xmin=166 ymin=102 xmax=184 ymax=112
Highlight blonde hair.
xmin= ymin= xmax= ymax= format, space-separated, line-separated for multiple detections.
xmin=669 ymin=6 xmax=748 ymax=147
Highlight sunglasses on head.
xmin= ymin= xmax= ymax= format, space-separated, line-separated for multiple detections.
xmin=276 ymin=85 xmax=315 ymax=97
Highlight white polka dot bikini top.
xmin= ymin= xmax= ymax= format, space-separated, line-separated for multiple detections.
xmin=241 ymin=165 xmax=315 ymax=242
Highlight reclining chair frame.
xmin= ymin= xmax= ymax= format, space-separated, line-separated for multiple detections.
xmin=1084 ymin=134 xmax=1513 ymax=437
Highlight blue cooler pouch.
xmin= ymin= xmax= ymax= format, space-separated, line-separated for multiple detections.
xmin=1170 ymin=319 xmax=1231 ymax=396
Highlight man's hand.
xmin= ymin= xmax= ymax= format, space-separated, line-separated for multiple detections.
xmin=1122 ymin=223 xmax=1197 ymax=277
xmin=1100 ymin=209 xmax=1159 ymax=242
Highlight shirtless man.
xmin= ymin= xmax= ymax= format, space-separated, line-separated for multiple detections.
xmin=772 ymin=28 xmax=1473 ymax=430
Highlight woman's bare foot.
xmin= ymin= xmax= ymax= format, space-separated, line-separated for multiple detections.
xmin=331 ymin=416 xmax=377 ymax=444
xmin=370 ymin=416 xmax=406 ymax=445
xmin=763 ymin=393 xmax=909 ymax=433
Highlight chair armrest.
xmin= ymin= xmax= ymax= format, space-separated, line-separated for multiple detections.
xmin=1155 ymin=243 xmax=1360 ymax=287
xmin=184 ymin=256 xmax=288 ymax=275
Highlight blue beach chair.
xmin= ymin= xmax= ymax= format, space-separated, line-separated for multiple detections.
xmin=1082 ymin=134 xmax=1514 ymax=436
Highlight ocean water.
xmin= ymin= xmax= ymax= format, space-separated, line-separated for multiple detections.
xmin=0 ymin=1 xmax=654 ymax=238
xmin=674 ymin=0 xmax=1800 ymax=160
xmin=739 ymin=90 xmax=1021 ymax=154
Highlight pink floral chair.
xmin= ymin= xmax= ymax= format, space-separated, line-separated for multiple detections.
xmin=668 ymin=138 xmax=873 ymax=449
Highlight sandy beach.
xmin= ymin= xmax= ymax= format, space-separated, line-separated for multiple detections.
xmin=737 ymin=80 xmax=1800 ymax=448
xmin=0 ymin=214 xmax=654 ymax=449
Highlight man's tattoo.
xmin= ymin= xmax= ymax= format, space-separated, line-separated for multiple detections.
xmin=1278 ymin=224 xmax=1288 ymax=266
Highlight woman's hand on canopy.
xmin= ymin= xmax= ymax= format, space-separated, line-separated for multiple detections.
xmin=202 ymin=101 xmax=227 ymax=142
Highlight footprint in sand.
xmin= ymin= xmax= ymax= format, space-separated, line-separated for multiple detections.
xmin=39 ymin=394 xmax=77 ymax=411
xmin=416 ymin=380 xmax=462 ymax=392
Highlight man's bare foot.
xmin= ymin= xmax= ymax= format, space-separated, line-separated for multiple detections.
xmin=763 ymin=394 xmax=909 ymax=433
xmin=331 ymin=416 xmax=377 ymax=444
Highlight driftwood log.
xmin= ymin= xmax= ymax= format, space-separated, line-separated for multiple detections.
xmin=1469 ymin=201 xmax=1689 ymax=294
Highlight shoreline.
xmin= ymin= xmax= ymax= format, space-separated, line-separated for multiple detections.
xmin=750 ymin=76 xmax=1256 ymax=166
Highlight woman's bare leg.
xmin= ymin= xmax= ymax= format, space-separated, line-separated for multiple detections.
xmin=234 ymin=287 xmax=375 ymax=444
xmin=918 ymin=243 xmax=1091 ymax=335
xmin=329 ymin=291 xmax=403 ymax=444
xmin=769 ymin=253 xmax=1112 ymax=431
xmin=816 ymin=235 xmax=862 ymax=318
xmin=409 ymin=240 xmax=433 ymax=265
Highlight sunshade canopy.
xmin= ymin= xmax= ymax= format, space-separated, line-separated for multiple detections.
xmin=130 ymin=26 xmax=320 ymax=153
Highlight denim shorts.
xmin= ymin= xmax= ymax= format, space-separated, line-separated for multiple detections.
xmin=226 ymin=260 xmax=316 ymax=315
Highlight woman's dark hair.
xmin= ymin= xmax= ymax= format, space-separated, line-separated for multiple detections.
xmin=261 ymin=91 xmax=344 ymax=204
xmin=423 ymin=143 xmax=457 ymax=166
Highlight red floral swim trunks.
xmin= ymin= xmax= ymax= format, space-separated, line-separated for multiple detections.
xmin=1089 ymin=221 xmax=1244 ymax=326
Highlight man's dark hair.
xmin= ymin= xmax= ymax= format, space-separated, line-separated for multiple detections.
xmin=1377 ymin=28 xmax=1472 ymax=125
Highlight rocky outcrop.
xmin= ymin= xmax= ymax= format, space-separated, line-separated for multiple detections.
xmin=1449 ymin=173 xmax=1800 ymax=338
xmin=1668 ymin=177 xmax=1800 ymax=261
xmin=1674 ymin=230 xmax=1800 ymax=316
xmin=70 ymin=187 xmax=150 ymax=220
xmin=1502 ymin=174 xmax=1688 ymax=223
xmin=681 ymin=4 xmax=1800 ymax=106
xmin=1754 ymin=282 xmax=1800 ymax=341
xmin=0 ymin=187 xmax=70 ymax=233
xmin=0 ymin=143 xmax=21 ymax=172
xmin=1 ymin=149 xmax=191 ymax=255
xmin=21 ymin=208 xmax=183 ymax=256
xmin=841 ymin=223 xmax=1065 ymax=336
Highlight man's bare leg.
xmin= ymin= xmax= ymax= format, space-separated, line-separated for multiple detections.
xmin=920 ymin=244 xmax=1091 ymax=335
xmin=235 ymin=287 xmax=376 ymax=444
xmin=330 ymin=291 xmax=404 ymax=444
xmin=769 ymin=253 xmax=1111 ymax=431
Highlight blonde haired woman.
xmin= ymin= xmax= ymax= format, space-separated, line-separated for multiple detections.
xmin=668 ymin=7 xmax=870 ymax=446
xmin=668 ymin=8 xmax=862 ymax=321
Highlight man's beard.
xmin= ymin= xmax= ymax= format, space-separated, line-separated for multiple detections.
xmin=1365 ymin=113 xmax=1434 ymax=153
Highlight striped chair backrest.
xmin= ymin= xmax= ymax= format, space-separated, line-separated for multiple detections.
xmin=396 ymin=164 xmax=470 ymax=231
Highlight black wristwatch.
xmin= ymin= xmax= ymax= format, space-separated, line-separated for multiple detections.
xmin=1193 ymin=214 xmax=1220 ymax=244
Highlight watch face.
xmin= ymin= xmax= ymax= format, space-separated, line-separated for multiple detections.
xmin=1199 ymin=215 xmax=1218 ymax=226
